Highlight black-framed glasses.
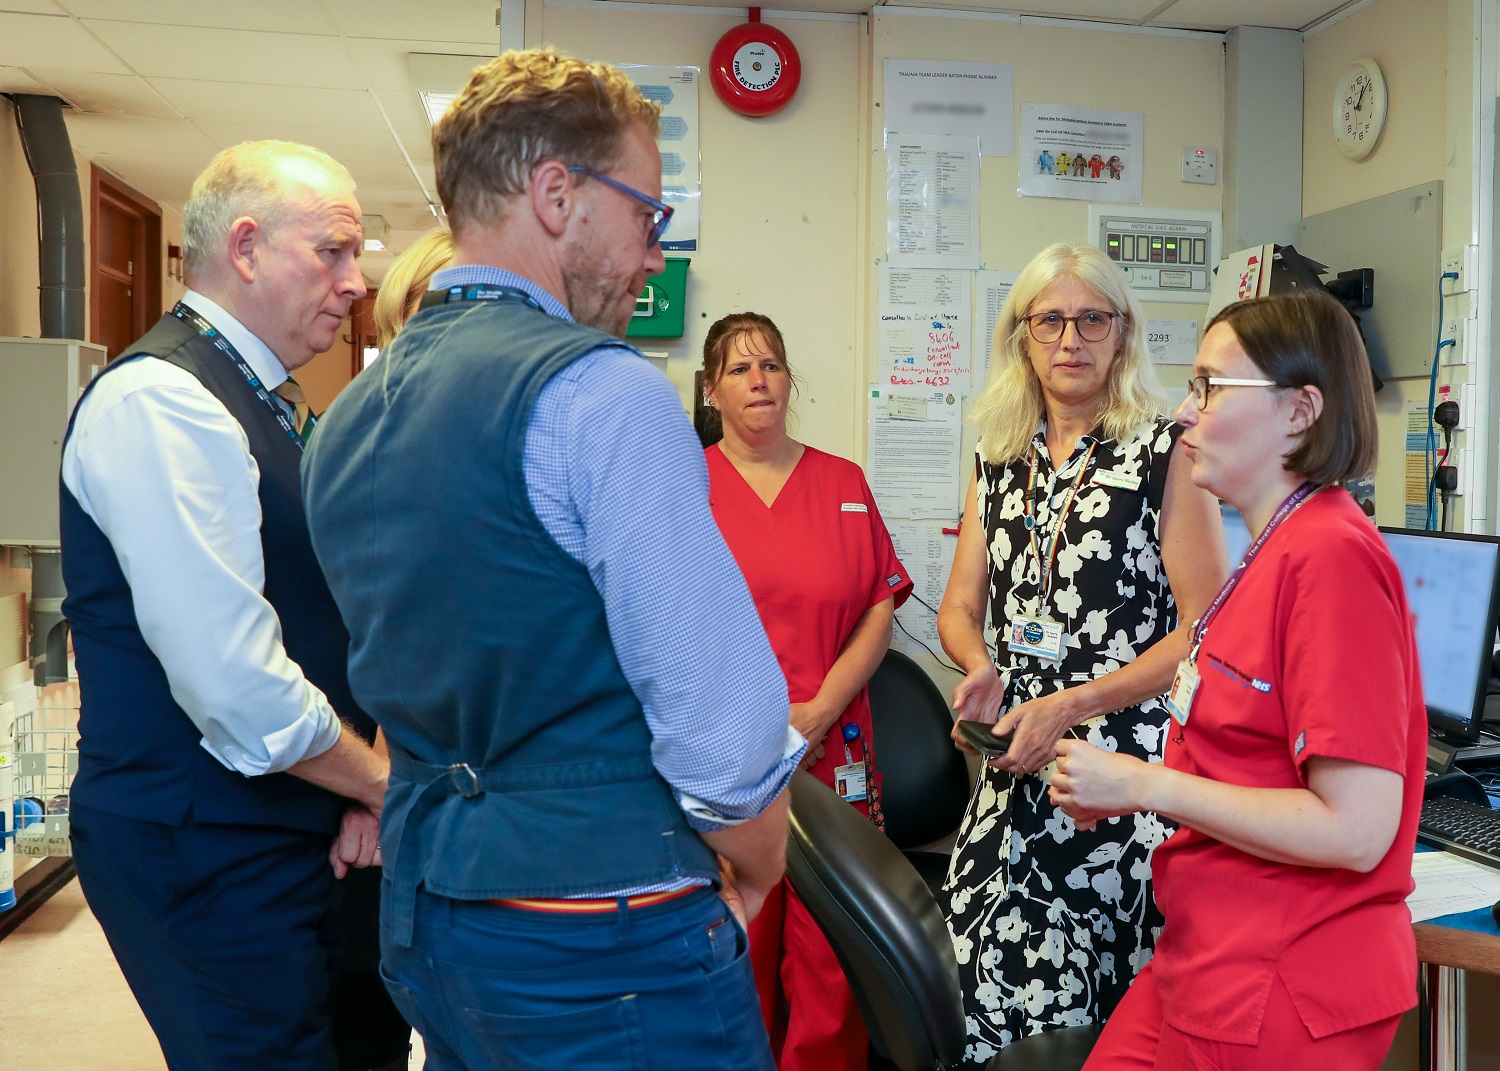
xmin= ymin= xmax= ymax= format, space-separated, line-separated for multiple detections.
xmin=1186 ymin=375 xmax=1284 ymax=410
xmin=567 ymin=165 xmax=674 ymax=247
xmin=1025 ymin=310 xmax=1119 ymax=344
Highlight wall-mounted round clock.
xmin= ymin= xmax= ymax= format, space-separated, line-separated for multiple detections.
xmin=1333 ymin=57 xmax=1387 ymax=160
xmin=710 ymin=8 xmax=801 ymax=118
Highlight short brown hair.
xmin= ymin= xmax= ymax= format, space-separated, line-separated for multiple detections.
xmin=701 ymin=312 xmax=796 ymax=390
xmin=1208 ymin=290 xmax=1377 ymax=484
xmin=433 ymin=48 xmax=660 ymax=237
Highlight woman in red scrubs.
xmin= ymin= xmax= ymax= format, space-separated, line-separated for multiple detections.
xmin=702 ymin=312 xmax=911 ymax=1071
xmin=1050 ymin=290 xmax=1425 ymax=1070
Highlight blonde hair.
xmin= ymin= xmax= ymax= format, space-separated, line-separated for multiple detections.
xmin=434 ymin=48 xmax=660 ymax=237
xmin=182 ymin=140 xmax=353 ymax=282
xmin=373 ymin=226 xmax=453 ymax=348
xmin=970 ymin=242 xmax=1165 ymax=463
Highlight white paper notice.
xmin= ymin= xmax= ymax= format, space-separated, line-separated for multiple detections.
xmin=1145 ymin=320 xmax=1199 ymax=366
xmin=887 ymin=134 xmax=981 ymax=269
xmin=887 ymin=520 xmax=958 ymax=658
xmin=883 ymin=60 xmax=1015 ymax=157
xmin=1408 ymin=851 xmax=1500 ymax=923
xmin=1018 ymin=103 xmax=1143 ymax=204
xmin=622 ymin=65 xmax=700 ymax=251
xmin=973 ymin=270 xmax=1020 ymax=391
xmin=879 ymin=266 xmax=973 ymax=394
xmin=867 ymin=389 xmax=964 ymax=520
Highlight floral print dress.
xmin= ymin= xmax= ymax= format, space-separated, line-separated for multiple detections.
xmin=942 ymin=417 xmax=1181 ymax=1069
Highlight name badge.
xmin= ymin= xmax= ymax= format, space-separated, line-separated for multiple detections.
xmin=1092 ymin=468 xmax=1142 ymax=491
xmin=1006 ymin=613 xmax=1065 ymax=662
xmin=840 ymin=502 xmax=868 ymax=513
xmin=1165 ymin=659 xmax=1199 ymax=726
xmin=834 ymin=761 xmax=868 ymax=802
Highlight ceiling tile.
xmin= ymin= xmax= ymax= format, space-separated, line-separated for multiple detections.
xmin=356 ymin=187 xmax=441 ymax=212
xmin=27 ymin=69 xmax=181 ymax=118
xmin=344 ymin=38 xmax=494 ymax=93
xmin=0 ymin=65 xmax=52 ymax=93
xmin=86 ymin=150 xmax=204 ymax=206
xmin=1153 ymin=0 xmax=1348 ymax=31
xmin=2 ymin=0 xmax=65 ymax=12
xmin=84 ymin=20 xmax=361 ymax=89
xmin=877 ymin=0 xmax=1156 ymax=20
xmin=320 ymin=151 xmax=421 ymax=190
xmin=59 ymin=0 xmax=338 ymax=33
xmin=194 ymin=123 xmax=403 ymax=162
xmin=328 ymin=0 xmax=499 ymax=45
xmin=147 ymin=78 xmax=386 ymax=131
xmin=0 ymin=13 xmax=130 ymax=73
xmin=63 ymin=113 xmax=219 ymax=156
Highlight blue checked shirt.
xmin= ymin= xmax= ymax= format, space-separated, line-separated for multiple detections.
xmin=430 ymin=267 xmax=804 ymax=865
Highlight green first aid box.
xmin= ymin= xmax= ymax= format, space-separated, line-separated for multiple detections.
xmin=626 ymin=257 xmax=689 ymax=339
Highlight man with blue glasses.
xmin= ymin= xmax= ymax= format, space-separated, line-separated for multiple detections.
xmin=302 ymin=48 xmax=802 ymax=1071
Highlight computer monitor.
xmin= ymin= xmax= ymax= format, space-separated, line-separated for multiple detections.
xmin=1378 ymin=527 xmax=1500 ymax=744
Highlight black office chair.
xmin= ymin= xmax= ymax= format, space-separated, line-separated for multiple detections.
xmin=867 ymin=648 xmax=972 ymax=894
xmin=785 ymin=771 xmax=1100 ymax=1071
xmin=786 ymin=770 xmax=967 ymax=1071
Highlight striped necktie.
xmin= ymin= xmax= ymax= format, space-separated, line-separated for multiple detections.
xmin=272 ymin=376 xmax=317 ymax=443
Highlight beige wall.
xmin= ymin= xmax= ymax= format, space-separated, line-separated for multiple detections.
xmin=1304 ymin=0 xmax=1475 ymax=530
xmin=534 ymin=3 xmax=867 ymax=458
xmin=869 ymin=15 xmax=1224 ymax=458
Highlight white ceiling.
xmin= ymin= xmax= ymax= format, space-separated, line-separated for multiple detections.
xmin=0 ymin=0 xmax=1359 ymax=280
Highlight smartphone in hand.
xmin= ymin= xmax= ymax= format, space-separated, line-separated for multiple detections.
xmin=955 ymin=719 xmax=1013 ymax=755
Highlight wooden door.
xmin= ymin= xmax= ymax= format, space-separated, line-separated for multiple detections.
xmin=90 ymin=168 xmax=162 ymax=361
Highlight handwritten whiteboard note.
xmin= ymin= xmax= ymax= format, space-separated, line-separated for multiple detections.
xmin=879 ymin=266 xmax=973 ymax=393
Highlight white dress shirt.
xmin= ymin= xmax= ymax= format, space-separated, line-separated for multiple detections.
xmin=61 ymin=291 xmax=343 ymax=777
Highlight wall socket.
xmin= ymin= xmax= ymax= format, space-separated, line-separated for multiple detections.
xmin=1442 ymin=245 xmax=1478 ymax=295
xmin=1440 ymin=317 xmax=1469 ymax=364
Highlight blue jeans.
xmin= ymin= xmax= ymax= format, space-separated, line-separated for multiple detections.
xmin=379 ymin=882 xmax=774 ymax=1071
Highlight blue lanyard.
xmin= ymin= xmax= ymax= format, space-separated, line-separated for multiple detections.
xmin=434 ymin=284 xmax=543 ymax=310
xmin=170 ymin=302 xmax=303 ymax=451
xmin=1190 ymin=481 xmax=1320 ymax=655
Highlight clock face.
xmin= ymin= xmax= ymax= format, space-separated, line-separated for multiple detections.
xmin=733 ymin=42 xmax=783 ymax=91
xmin=1333 ymin=58 xmax=1387 ymax=160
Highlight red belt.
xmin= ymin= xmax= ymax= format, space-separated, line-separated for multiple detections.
xmin=491 ymin=886 xmax=699 ymax=913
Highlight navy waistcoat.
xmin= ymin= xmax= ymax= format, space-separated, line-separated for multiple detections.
xmin=60 ymin=313 xmax=372 ymax=833
xmin=301 ymin=294 xmax=718 ymax=942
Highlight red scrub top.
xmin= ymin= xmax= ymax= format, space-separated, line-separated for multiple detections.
xmin=706 ymin=445 xmax=913 ymax=787
xmin=1151 ymin=489 xmax=1425 ymax=1044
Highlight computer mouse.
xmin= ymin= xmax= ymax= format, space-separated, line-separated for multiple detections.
xmin=1492 ymin=898 xmax=1500 ymax=929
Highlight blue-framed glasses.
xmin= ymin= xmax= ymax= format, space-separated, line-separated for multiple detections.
xmin=567 ymin=165 xmax=674 ymax=247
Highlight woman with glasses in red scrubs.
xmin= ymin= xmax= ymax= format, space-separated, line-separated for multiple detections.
xmin=702 ymin=312 xmax=911 ymax=1071
xmin=1051 ymin=289 xmax=1425 ymax=1070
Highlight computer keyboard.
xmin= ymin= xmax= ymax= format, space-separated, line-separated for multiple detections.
xmin=1419 ymin=795 xmax=1500 ymax=869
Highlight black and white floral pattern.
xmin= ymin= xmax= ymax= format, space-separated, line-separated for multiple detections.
xmin=943 ymin=418 xmax=1180 ymax=1070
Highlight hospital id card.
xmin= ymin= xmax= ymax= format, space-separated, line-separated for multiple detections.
xmin=834 ymin=761 xmax=868 ymax=802
xmin=1006 ymin=613 xmax=1064 ymax=662
xmin=1165 ymin=659 xmax=1199 ymax=725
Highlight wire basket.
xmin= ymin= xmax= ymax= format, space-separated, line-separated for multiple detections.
xmin=11 ymin=680 xmax=78 ymax=858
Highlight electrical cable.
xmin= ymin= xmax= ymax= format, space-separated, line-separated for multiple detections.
xmin=894 ymin=615 xmax=963 ymax=674
xmin=1427 ymin=270 xmax=1459 ymax=530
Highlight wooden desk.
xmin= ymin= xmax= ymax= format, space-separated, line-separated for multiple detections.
xmin=1414 ymin=916 xmax=1500 ymax=1071
xmin=1415 ymin=921 xmax=1500 ymax=975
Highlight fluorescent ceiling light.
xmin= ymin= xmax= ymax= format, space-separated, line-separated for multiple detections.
xmin=419 ymin=91 xmax=458 ymax=126
xmin=410 ymin=53 xmax=494 ymax=128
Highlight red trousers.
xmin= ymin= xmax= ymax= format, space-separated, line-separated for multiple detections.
xmin=749 ymin=879 xmax=868 ymax=1071
xmin=1086 ymin=960 xmax=1401 ymax=1071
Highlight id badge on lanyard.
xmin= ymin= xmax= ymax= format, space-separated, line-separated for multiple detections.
xmin=1009 ymin=440 xmax=1096 ymax=665
xmin=1007 ymin=613 xmax=1065 ymax=662
xmin=834 ymin=722 xmax=869 ymax=802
